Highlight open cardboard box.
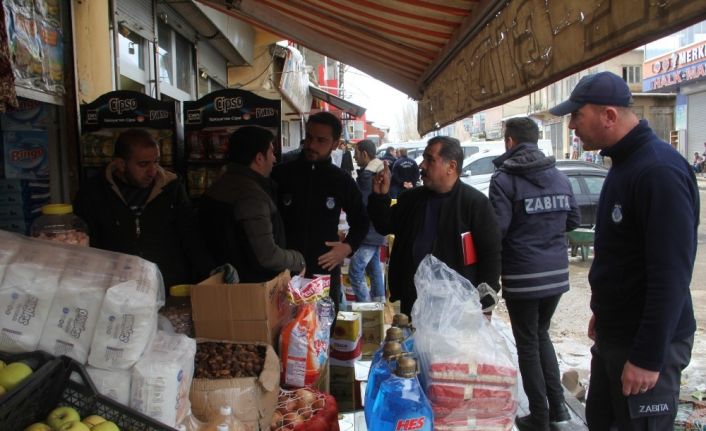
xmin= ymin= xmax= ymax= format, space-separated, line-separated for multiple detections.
xmin=190 ymin=339 xmax=280 ymax=431
xmin=190 ymin=270 xmax=293 ymax=347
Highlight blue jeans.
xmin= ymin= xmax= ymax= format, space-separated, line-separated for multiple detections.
xmin=348 ymin=245 xmax=385 ymax=302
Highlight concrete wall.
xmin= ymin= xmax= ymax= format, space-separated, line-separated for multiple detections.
xmin=73 ymin=0 xmax=113 ymax=104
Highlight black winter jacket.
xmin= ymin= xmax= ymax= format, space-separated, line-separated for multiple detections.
xmin=368 ymin=180 xmax=502 ymax=313
xmin=271 ymin=153 xmax=369 ymax=279
xmin=199 ymin=163 xmax=305 ymax=283
xmin=489 ymin=143 xmax=580 ymax=300
xmin=590 ymin=120 xmax=698 ymax=371
xmin=73 ymin=163 xmax=213 ymax=290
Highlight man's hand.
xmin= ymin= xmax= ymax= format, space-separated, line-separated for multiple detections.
xmin=621 ymin=361 xmax=659 ymax=396
xmin=372 ymin=161 xmax=391 ymax=195
xmin=318 ymin=241 xmax=352 ymax=271
xmin=588 ymin=313 xmax=596 ymax=341
xmin=403 ymin=181 xmax=413 ymax=189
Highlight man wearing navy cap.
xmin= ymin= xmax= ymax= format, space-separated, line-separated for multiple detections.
xmin=551 ymin=72 xmax=699 ymax=429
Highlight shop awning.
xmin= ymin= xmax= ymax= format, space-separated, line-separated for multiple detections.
xmin=309 ymin=85 xmax=366 ymax=118
xmin=198 ymin=0 xmax=706 ymax=134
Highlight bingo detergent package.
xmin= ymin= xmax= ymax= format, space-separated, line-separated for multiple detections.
xmin=412 ymin=255 xmax=518 ymax=431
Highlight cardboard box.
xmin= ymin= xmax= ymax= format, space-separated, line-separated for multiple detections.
xmin=350 ymin=302 xmax=385 ymax=359
xmin=190 ymin=271 xmax=293 ymax=346
xmin=330 ymin=366 xmax=361 ymax=412
xmin=189 ymin=340 xmax=280 ymax=431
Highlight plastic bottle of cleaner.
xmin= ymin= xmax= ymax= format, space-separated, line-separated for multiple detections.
xmin=371 ymin=326 xmax=405 ymax=367
xmin=369 ymin=357 xmax=433 ymax=430
xmin=206 ymin=406 xmax=245 ymax=431
xmin=364 ymin=341 xmax=403 ymax=424
xmin=392 ymin=313 xmax=415 ymax=352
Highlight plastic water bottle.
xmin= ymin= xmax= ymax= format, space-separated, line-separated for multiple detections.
xmin=392 ymin=313 xmax=415 ymax=352
xmin=205 ymin=406 xmax=246 ymax=431
xmin=369 ymin=357 xmax=433 ymax=430
xmin=371 ymin=326 xmax=405 ymax=367
xmin=364 ymin=341 xmax=403 ymax=424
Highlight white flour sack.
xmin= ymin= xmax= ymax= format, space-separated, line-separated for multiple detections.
xmin=38 ymin=276 xmax=107 ymax=363
xmin=88 ymin=280 xmax=159 ymax=370
xmin=0 ymin=244 xmax=62 ymax=352
xmin=130 ymin=331 xmax=196 ymax=427
xmin=86 ymin=366 xmax=132 ymax=405
xmin=108 ymin=253 xmax=165 ymax=306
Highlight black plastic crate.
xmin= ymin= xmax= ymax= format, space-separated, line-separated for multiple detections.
xmin=5 ymin=356 xmax=177 ymax=431
xmin=0 ymin=349 xmax=63 ymax=427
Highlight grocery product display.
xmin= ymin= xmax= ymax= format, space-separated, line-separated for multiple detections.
xmin=0 ymin=216 xmax=528 ymax=431
xmin=182 ymin=89 xmax=281 ymax=197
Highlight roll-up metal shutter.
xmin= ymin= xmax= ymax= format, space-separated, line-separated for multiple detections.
xmin=197 ymin=42 xmax=227 ymax=87
xmin=687 ymin=91 xmax=706 ymax=157
xmin=115 ymin=0 xmax=154 ymax=39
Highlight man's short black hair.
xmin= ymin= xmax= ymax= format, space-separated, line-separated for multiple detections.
xmin=356 ymin=139 xmax=376 ymax=158
xmin=427 ymin=136 xmax=463 ymax=175
xmin=504 ymin=117 xmax=539 ymax=144
xmin=113 ymin=128 xmax=158 ymax=160
xmin=307 ymin=111 xmax=342 ymax=141
xmin=227 ymin=126 xmax=274 ymax=166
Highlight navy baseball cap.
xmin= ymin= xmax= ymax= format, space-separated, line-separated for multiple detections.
xmin=549 ymin=71 xmax=633 ymax=116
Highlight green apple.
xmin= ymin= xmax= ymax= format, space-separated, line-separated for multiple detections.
xmin=91 ymin=421 xmax=120 ymax=431
xmin=47 ymin=406 xmax=81 ymax=430
xmin=0 ymin=385 xmax=5 ymax=397
xmin=58 ymin=422 xmax=91 ymax=431
xmin=0 ymin=361 xmax=32 ymax=391
xmin=0 ymin=359 xmax=6 ymax=369
xmin=24 ymin=423 xmax=52 ymax=431
xmin=82 ymin=415 xmax=106 ymax=427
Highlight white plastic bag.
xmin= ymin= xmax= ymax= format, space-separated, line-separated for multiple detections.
xmin=412 ymin=255 xmax=517 ymax=431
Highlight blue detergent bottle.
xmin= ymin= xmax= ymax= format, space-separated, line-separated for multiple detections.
xmin=392 ymin=313 xmax=415 ymax=352
xmin=371 ymin=326 xmax=406 ymax=368
xmin=369 ymin=356 xmax=433 ymax=431
xmin=364 ymin=341 xmax=403 ymax=424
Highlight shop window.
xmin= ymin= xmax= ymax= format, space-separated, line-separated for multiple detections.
xmin=118 ymin=31 xmax=145 ymax=70
xmin=175 ymin=32 xmax=193 ymax=93
xmin=119 ymin=75 xmax=145 ymax=93
xmin=158 ymin=21 xmax=173 ymax=86
xmin=158 ymin=21 xmax=195 ymax=101
xmin=622 ymin=65 xmax=642 ymax=84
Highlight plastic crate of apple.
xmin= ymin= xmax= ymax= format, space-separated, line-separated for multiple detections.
xmin=0 ymin=358 xmax=34 ymax=397
xmin=270 ymin=388 xmax=339 ymax=431
xmin=24 ymin=406 xmax=120 ymax=431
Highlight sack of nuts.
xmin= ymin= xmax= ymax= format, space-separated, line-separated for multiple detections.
xmin=190 ymin=340 xmax=281 ymax=431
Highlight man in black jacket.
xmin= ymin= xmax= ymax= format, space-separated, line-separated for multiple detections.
xmin=271 ymin=112 xmax=369 ymax=312
xmin=339 ymin=141 xmax=354 ymax=176
xmin=489 ymin=117 xmax=580 ymax=430
xmin=199 ymin=126 xmax=305 ymax=283
xmin=551 ymin=72 xmax=698 ymax=430
xmin=368 ymin=136 xmax=501 ymax=316
xmin=73 ymin=128 xmax=213 ymax=292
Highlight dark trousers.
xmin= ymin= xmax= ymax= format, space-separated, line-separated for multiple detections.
xmin=506 ymin=295 xmax=565 ymax=427
xmin=586 ymin=336 xmax=693 ymax=431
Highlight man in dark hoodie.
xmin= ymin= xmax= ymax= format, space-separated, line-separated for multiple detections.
xmin=489 ymin=117 xmax=580 ymax=430
xmin=199 ymin=126 xmax=305 ymax=283
xmin=551 ymin=72 xmax=698 ymax=430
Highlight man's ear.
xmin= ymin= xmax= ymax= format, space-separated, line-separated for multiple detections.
xmin=604 ymin=106 xmax=619 ymax=126
xmin=448 ymin=159 xmax=458 ymax=174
